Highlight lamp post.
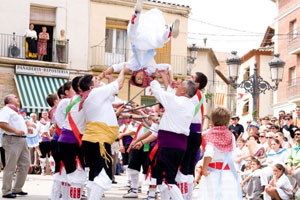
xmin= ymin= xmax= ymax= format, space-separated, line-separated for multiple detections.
xmin=226 ymin=52 xmax=285 ymax=121
xmin=187 ymin=44 xmax=199 ymax=75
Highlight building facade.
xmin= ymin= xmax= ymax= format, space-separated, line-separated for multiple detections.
xmin=271 ymin=0 xmax=300 ymax=116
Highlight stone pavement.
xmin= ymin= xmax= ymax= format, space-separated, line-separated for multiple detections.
xmin=0 ymin=172 xmax=199 ymax=199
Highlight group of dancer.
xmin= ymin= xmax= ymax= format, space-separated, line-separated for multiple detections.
xmin=46 ymin=1 xmax=242 ymax=200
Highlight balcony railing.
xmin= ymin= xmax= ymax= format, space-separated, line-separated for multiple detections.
xmin=90 ymin=45 xmax=187 ymax=75
xmin=286 ymin=78 xmax=300 ymax=98
xmin=0 ymin=32 xmax=69 ymax=63
xmin=288 ymin=28 xmax=300 ymax=54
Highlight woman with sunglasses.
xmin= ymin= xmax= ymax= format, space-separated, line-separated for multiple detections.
xmin=275 ymin=132 xmax=291 ymax=149
xmin=260 ymin=139 xmax=289 ymax=189
xmin=282 ymin=115 xmax=298 ymax=144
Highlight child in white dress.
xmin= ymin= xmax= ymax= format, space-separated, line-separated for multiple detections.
xmin=198 ymin=107 xmax=242 ymax=200
xmin=103 ymin=0 xmax=179 ymax=88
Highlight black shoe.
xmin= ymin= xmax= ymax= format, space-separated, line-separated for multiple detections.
xmin=12 ymin=191 xmax=28 ymax=196
xmin=112 ymin=180 xmax=118 ymax=184
xmin=2 ymin=193 xmax=16 ymax=198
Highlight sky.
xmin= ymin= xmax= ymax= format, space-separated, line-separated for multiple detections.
xmin=163 ymin=0 xmax=277 ymax=56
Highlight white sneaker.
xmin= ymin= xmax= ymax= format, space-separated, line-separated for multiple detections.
xmin=135 ymin=0 xmax=143 ymax=13
xmin=123 ymin=188 xmax=138 ymax=198
xmin=171 ymin=19 xmax=180 ymax=38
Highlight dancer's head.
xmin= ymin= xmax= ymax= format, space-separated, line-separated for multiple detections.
xmin=175 ymin=79 xmax=197 ymax=98
xmin=211 ymin=107 xmax=231 ymax=127
xmin=79 ymin=75 xmax=100 ymax=92
xmin=130 ymin=69 xmax=152 ymax=88
xmin=46 ymin=94 xmax=58 ymax=107
xmin=63 ymin=81 xmax=75 ymax=98
xmin=192 ymin=72 xmax=207 ymax=90
xmin=72 ymin=76 xmax=83 ymax=94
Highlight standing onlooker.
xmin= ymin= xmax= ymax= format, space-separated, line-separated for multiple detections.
xmin=0 ymin=129 xmax=5 ymax=170
xmin=39 ymin=111 xmax=52 ymax=175
xmin=294 ymin=106 xmax=300 ymax=127
xmin=111 ymin=139 xmax=120 ymax=184
xmin=56 ymin=29 xmax=67 ymax=63
xmin=229 ymin=115 xmax=244 ymax=139
xmin=26 ymin=113 xmax=41 ymax=166
xmin=24 ymin=23 xmax=37 ymax=59
xmin=37 ymin=26 xmax=50 ymax=61
xmin=0 ymin=94 xmax=30 ymax=198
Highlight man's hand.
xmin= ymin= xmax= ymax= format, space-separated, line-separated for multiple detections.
xmin=202 ymin=168 xmax=210 ymax=177
xmin=133 ymin=141 xmax=143 ymax=150
xmin=15 ymin=130 xmax=25 ymax=136
xmin=115 ymin=105 xmax=125 ymax=117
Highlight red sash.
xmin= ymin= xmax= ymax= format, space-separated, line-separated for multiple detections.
xmin=67 ymin=98 xmax=82 ymax=146
xmin=127 ymin=123 xmax=143 ymax=153
xmin=55 ymin=124 xmax=61 ymax=136
xmin=145 ymin=141 xmax=158 ymax=181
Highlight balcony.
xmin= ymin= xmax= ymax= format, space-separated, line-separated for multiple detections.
xmin=0 ymin=32 xmax=69 ymax=68
xmin=288 ymin=28 xmax=300 ymax=55
xmin=90 ymin=45 xmax=188 ymax=76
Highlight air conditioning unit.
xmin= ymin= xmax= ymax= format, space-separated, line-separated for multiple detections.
xmin=8 ymin=45 xmax=20 ymax=58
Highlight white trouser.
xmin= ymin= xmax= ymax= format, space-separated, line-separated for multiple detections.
xmin=127 ymin=168 xmax=140 ymax=189
xmin=88 ymin=169 xmax=112 ymax=200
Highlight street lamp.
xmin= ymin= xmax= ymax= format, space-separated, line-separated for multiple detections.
xmin=226 ymin=52 xmax=285 ymax=120
xmin=187 ymin=44 xmax=199 ymax=75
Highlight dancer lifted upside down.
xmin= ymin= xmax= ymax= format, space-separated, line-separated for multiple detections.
xmin=103 ymin=0 xmax=179 ymax=88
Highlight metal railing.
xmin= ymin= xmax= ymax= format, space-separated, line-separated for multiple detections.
xmin=90 ymin=45 xmax=187 ymax=75
xmin=288 ymin=27 xmax=300 ymax=53
xmin=0 ymin=32 xmax=69 ymax=63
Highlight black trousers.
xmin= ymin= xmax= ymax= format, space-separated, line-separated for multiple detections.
xmin=128 ymin=148 xmax=149 ymax=174
xmin=82 ymin=141 xmax=112 ymax=181
xmin=121 ymin=143 xmax=130 ymax=165
xmin=51 ymin=140 xmax=61 ymax=173
xmin=40 ymin=141 xmax=51 ymax=158
xmin=0 ymin=147 xmax=5 ymax=169
xmin=180 ymin=132 xmax=202 ymax=176
xmin=156 ymin=147 xmax=185 ymax=185
xmin=59 ymin=142 xmax=85 ymax=174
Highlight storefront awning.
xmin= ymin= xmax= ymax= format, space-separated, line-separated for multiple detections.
xmin=15 ymin=75 xmax=67 ymax=113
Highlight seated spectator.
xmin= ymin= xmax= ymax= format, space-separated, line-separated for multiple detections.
xmin=261 ymin=116 xmax=271 ymax=130
xmin=241 ymin=158 xmax=264 ymax=199
xmin=282 ymin=114 xmax=298 ymax=144
xmin=259 ymin=130 xmax=268 ymax=150
xmin=271 ymin=117 xmax=278 ymax=126
xmin=247 ymin=135 xmax=265 ymax=159
xmin=275 ymin=132 xmax=291 ymax=149
xmin=235 ymin=138 xmax=249 ymax=170
xmin=265 ymin=132 xmax=275 ymax=153
xmin=260 ymin=139 xmax=289 ymax=187
xmin=271 ymin=124 xmax=280 ymax=134
xmin=286 ymin=128 xmax=300 ymax=188
xmin=249 ymin=122 xmax=260 ymax=137
xmin=265 ymin=164 xmax=293 ymax=200
xmin=24 ymin=23 xmax=37 ymax=59
xmin=294 ymin=106 xmax=300 ymax=128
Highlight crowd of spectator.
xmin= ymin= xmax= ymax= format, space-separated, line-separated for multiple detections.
xmin=228 ymin=106 xmax=300 ymax=199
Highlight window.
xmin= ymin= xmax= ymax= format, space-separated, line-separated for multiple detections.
xmin=290 ymin=20 xmax=297 ymax=40
xmin=243 ymin=99 xmax=249 ymax=115
xmin=104 ymin=18 xmax=128 ymax=66
xmin=105 ymin=28 xmax=126 ymax=54
xmin=289 ymin=67 xmax=296 ymax=86
xmin=243 ymin=67 xmax=250 ymax=81
xmin=154 ymin=40 xmax=171 ymax=64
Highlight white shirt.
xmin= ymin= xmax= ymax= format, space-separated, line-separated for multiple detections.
xmin=276 ymin=174 xmax=293 ymax=191
xmin=266 ymin=149 xmax=289 ymax=166
xmin=54 ymin=98 xmax=70 ymax=129
xmin=0 ymin=106 xmax=27 ymax=136
xmin=150 ymin=123 xmax=159 ymax=137
xmin=40 ymin=121 xmax=51 ymax=134
xmin=24 ymin=29 xmax=37 ymax=38
xmin=191 ymin=92 xmax=206 ymax=124
xmin=150 ymin=80 xmax=195 ymax=136
xmin=83 ymin=81 xmax=119 ymax=126
xmin=63 ymin=95 xmax=86 ymax=135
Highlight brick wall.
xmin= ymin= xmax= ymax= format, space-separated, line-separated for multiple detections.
xmin=277 ymin=4 xmax=300 ymax=103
